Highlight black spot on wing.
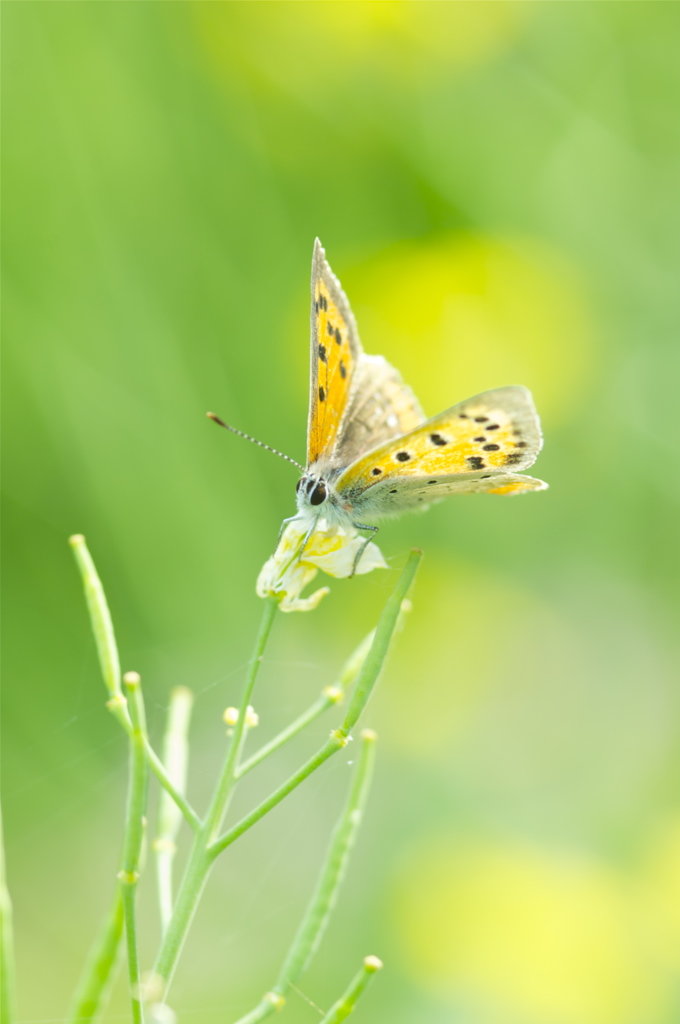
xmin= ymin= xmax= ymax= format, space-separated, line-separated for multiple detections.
xmin=467 ymin=456 xmax=485 ymax=469
xmin=319 ymin=344 xmax=327 ymax=363
xmin=395 ymin=451 xmax=411 ymax=462
xmin=430 ymin=433 xmax=447 ymax=446
xmin=482 ymin=444 xmax=500 ymax=451
xmin=319 ymin=386 xmax=326 ymax=402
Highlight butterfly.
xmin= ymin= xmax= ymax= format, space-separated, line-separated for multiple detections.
xmin=210 ymin=239 xmax=547 ymax=568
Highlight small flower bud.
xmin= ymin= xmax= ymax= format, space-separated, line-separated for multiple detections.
xmin=137 ymin=971 xmax=165 ymax=1003
xmin=265 ymin=992 xmax=285 ymax=1009
xmin=323 ymin=684 xmax=343 ymax=704
xmin=147 ymin=1006 xmax=176 ymax=1024
xmin=223 ymin=705 xmax=259 ymax=729
xmin=223 ymin=707 xmax=239 ymax=727
xmin=363 ymin=954 xmax=383 ymax=972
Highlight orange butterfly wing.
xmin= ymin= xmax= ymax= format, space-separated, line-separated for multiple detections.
xmin=307 ymin=240 xmax=363 ymax=467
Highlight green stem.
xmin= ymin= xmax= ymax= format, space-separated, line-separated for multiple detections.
xmin=341 ymin=550 xmax=421 ymax=733
xmin=205 ymin=597 xmax=278 ymax=841
xmin=231 ymin=731 xmax=378 ymax=1024
xmin=320 ymin=956 xmax=383 ymax=1023
xmin=152 ymin=834 xmax=210 ymax=988
xmin=154 ymin=688 xmax=194 ymax=934
xmin=65 ymin=889 xmax=125 ymax=1024
xmin=153 ymin=598 xmax=278 ymax=991
xmin=67 ymin=535 xmax=129 ymax=1019
xmin=232 ymin=993 xmax=285 ymax=1024
xmin=146 ymin=742 xmax=201 ymax=832
xmin=0 ymin=808 xmax=16 ymax=1024
xmin=120 ymin=673 xmax=150 ymax=1024
xmin=275 ymin=730 xmax=377 ymax=988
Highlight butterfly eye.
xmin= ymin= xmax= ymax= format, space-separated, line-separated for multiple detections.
xmin=310 ymin=482 xmax=327 ymax=506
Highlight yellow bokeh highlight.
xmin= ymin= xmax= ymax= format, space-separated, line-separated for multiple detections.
xmin=194 ymin=1 xmax=534 ymax=90
xmin=392 ymin=836 xmax=674 ymax=1024
xmin=635 ymin=817 xmax=680 ymax=972
xmin=348 ymin=234 xmax=595 ymax=426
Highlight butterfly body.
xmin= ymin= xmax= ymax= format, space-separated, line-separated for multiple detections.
xmin=291 ymin=240 xmax=547 ymax=550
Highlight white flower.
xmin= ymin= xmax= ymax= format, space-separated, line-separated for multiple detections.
xmin=256 ymin=519 xmax=387 ymax=612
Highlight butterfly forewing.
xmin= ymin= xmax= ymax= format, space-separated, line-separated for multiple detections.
xmin=335 ymin=386 xmax=543 ymax=498
xmin=307 ymin=240 xmax=363 ymax=467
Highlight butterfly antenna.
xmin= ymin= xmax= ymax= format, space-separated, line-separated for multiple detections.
xmin=207 ymin=412 xmax=305 ymax=473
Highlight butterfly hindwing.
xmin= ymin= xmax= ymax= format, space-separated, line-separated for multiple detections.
xmin=330 ymin=354 xmax=425 ymax=468
xmin=307 ymin=240 xmax=363 ymax=467
xmin=335 ymin=386 xmax=544 ymax=500
xmin=353 ymin=471 xmax=548 ymax=518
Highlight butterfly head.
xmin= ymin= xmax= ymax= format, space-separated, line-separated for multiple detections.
xmin=296 ymin=473 xmax=331 ymax=512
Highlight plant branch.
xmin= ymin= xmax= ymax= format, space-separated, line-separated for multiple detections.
xmin=204 ymin=596 xmax=278 ymax=842
xmin=154 ymin=687 xmax=194 ymax=934
xmin=67 ymin=535 xmax=130 ymax=1020
xmin=120 ymin=672 xmax=150 ymax=1024
xmin=152 ymin=597 xmax=279 ymax=991
xmin=236 ymin=628 xmax=376 ymax=780
xmin=212 ymin=549 xmax=421 ymax=857
xmin=208 ymin=729 xmax=348 ymax=859
xmin=65 ymin=889 xmax=125 ymax=1024
xmin=0 ymin=808 xmax=16 ymax=1024
xmin=341 ymin=550 xmax=421 ymax=733
xmin=320 ymin=956 xmax=383 ymax=1023
xmin=230 ymin=729 xmax=378 ymax=1024
xmin=145 ymin=742 xmax=201 ymax=832
xmin=236 ymin=689 xmax=340 ymax=780
xmin=275 ymin=730 xmax=378 ymax=988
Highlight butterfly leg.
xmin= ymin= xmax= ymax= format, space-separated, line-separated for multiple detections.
xmin=350 ymin=523 xmax=379 ymax=577
xmin=277 ymin=515 xmax=303 ymax=545
xmin=298 ymin=517 xmax=321 ymax=560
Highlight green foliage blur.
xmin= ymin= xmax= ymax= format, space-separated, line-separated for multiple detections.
xmin=3 ymin=3 xmax=680 ymax=1023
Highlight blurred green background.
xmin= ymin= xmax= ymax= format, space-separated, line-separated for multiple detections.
xmin=3 ymin=3 xmax=680 ymax=1022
